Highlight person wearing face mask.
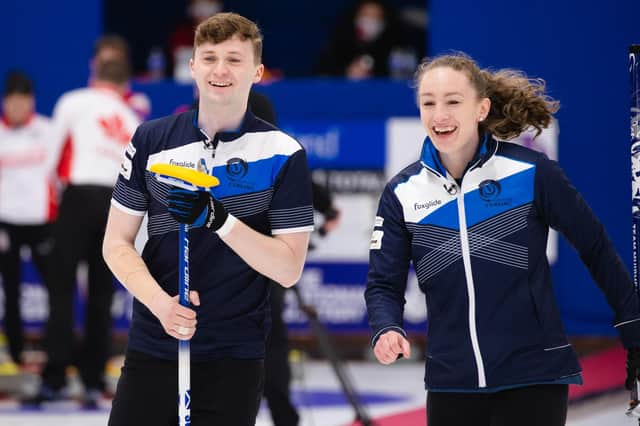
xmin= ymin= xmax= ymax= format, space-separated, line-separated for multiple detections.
xmin=315 ymin=0 xmax=418 ymax=79
xmin=365 ymin=52 xmax=640 ymax=426
xmin=0 ymin=71 xmax=58 ymax=369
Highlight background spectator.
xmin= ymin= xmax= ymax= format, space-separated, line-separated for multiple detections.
xmin=315 ymin=0 xmax=425 ymax=79
xmin=168 ymin=0 xmax=225 ymax=82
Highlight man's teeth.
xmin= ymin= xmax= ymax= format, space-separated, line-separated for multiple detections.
xmin=209 ymin=81 xmax=231 ymax=87
xmin=434 ymin=126 xmax=456 ymax=134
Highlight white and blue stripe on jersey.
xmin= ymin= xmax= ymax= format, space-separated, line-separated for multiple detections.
xmin=366 ymin=134 xmax=640 ymax=391
xmin=111 ymin=109 xmax=314 ymax=361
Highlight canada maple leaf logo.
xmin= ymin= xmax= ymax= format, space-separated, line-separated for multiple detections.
xmin=98 ymin=115 xmax=131 ymax=146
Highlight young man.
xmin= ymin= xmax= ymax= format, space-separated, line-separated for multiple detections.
xmin=103 ymin=13 xmax=314 ymax=425
xmin=0 ymin=71 xmax=57 ymax=367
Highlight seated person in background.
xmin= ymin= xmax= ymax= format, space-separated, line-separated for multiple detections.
xmin=315 ymin=0 xmax=423 ymax=80
xmin=167 ymin=0 xmax=282 ymax=83
xmin=168 ymin=0 xmax=224 ymax=82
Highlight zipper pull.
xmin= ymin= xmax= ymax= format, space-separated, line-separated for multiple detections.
xmin=443 ymin=182 xmax=458 ymax=195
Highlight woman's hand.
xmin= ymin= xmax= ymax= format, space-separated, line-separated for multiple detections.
xmin=374 ymin=330 xmax=411 ymax=365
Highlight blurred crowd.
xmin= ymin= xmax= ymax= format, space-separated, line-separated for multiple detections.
xmin=148 ymin=0 xmax=426 ymax=82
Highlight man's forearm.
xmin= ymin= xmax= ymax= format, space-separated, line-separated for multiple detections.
xmin=103 ymin=243 xmax=164 ymax=307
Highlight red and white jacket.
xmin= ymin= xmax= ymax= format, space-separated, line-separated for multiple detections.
xmin=54 ymin=84 xmax=140 ymax=188
xmin=0 ymin=114 xmax=59 ymax=224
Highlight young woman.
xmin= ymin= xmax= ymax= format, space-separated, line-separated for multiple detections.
xmin=365 ymin=52 xmax=640 ymax=426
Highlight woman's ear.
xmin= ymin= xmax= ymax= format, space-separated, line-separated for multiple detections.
xmin=478 ymin=97 xmax=491 ymax=121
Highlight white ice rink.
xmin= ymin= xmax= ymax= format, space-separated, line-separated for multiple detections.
xmin=0 ymin=360 xmax=634 ymax=426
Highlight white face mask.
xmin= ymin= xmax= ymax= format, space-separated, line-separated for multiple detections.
xmin=189 ymin=1 xmax=223 ymax=22
xmin=355 ymin=16 xmax=385 ymax=42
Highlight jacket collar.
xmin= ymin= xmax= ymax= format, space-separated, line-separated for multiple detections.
xmin=191 ymin=107 xmax=257 ymax=143
xmin=420 ymin=132 xmax=497 ymax=179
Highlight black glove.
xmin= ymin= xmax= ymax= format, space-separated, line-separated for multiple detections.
xmin=167 ymin=187 xmax=229 ymax=232
xmin=626 ymin=347 xmax=640 ymax=390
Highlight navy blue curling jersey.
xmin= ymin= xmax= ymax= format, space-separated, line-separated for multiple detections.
xmin=111 ymin=109 xmax=314 ymax=360
xmin=366 ymin=134 xmax=640 ymax=391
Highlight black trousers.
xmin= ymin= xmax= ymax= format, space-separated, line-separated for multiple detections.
xmin=264 ymin=283 xmax=299 ymax=426
xmin=108 ymin=350 xmax=264 ymax=426
xmin=41 ymin=185 xmax=114 ymax=391
xmin=0 ymin=222 xmax=52 ymax=364
xmin=427 ymin=384 xmax=569 ymax=426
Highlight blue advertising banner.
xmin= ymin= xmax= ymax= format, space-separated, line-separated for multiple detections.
xmin=281 ymin=120 xmax=386 ymax=170
xmin=1 ymin=260 xmax=427 ymax=335
xmin=284 ymin=262 xmax=426 ymax=334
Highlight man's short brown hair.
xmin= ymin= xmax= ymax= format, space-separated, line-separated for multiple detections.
xmin=194 ymin=12 xmax=263 ymax=64
xmin=94 ymin=34 xmax=129 ymax=59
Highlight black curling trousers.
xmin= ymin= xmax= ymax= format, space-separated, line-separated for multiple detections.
xmin=0 ymin=222 xmax=52 ymax=364
xmin=41 ymin=185 xmax=114 ymax=392
xmin=427 ymin=384 xmax=569 ymax=426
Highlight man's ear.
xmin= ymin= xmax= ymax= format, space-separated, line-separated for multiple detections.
xmin=253 ymin=64 xmax=264 ymax=84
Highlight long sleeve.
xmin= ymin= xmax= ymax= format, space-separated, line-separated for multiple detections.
xmin=365 ymin=182 xmax=412 ymax=346
xmin=535 ymin=155 xmax=640 ymax=348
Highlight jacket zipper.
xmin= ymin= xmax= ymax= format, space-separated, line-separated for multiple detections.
xmin=455 ymin=180 xmax=487 ymax=388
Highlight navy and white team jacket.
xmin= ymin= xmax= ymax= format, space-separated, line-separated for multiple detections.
xmin=365 ymin=134 xmax=640 ymax=391
xmin=111 ymin=109 xmax=314 ymax=361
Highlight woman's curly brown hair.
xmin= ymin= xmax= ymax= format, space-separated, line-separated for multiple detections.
xmin=414 ymin=52 xmax=559 ymax=140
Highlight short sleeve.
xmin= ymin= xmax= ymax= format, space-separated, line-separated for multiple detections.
xmin=268 ymin=149 xmax=314 ymax=234
xmin=111 ymin=127 xmax=149 ymax=216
